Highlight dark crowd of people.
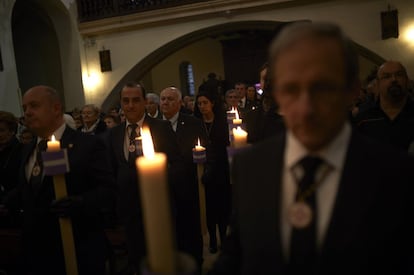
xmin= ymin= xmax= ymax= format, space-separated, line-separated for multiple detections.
xmin=1 ymin=21 xmax=414 ymax=275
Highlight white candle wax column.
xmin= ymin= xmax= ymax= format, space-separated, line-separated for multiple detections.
xmin=232 ymin=109 xmax=242 ymax=126
xmin=226 ymin=107 xmax=237 ymax=124
xmin=192 ymin=138 xmax=207 ymax=235
xmin=232 ymin=126 xmax=248 ymax=148
xmin=136 ymin=127 xmax=176 ymax=274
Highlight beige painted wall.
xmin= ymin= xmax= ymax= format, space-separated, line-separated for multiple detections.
xmin=1 ymin=0 xmax=414 ymax=114
xmin=76 ymin=0 xmax=414 ymax=107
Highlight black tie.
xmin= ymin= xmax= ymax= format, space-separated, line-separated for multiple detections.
xmin=128 ymin=124 xmax=138 ymax=164
xmin=289 ymin=156 xmax=323 ymax=274
xmin=29 ymin=139 xmax=48 ymax=191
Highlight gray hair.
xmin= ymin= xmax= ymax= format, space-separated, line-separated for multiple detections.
xmin=161 ymin=87 xmax=182 ymax=100
xmin=269 ymin=21 xmax=359 ymax=90
xmin=225 ymin=89 xmax=237 ymax=97
xmin=81 ymin=104 xmax=100 ymax=115
xmin=146 ymin=93 xmax=160 ymax=104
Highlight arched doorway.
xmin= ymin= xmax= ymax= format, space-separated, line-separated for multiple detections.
xmin=12 ymin=0 xmax=68 ymax=107
xmin=101 ymin=20 xmax=287 ymax=111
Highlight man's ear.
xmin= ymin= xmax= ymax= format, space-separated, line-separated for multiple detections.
xmin=54 ymin=102 xmax=63 ymax=115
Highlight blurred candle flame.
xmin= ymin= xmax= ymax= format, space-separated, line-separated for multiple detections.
xmin=141 ymin=127 xmax=155 ymax=159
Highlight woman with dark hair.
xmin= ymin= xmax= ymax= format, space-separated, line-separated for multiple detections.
xmin=194 ymin=90 xmax=231 ymax=254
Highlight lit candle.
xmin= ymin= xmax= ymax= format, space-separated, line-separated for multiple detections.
xmin=47 ymin=134 xmax=79 ymax=274
xmin=226 ymin=107 xmax=237 ymax=122
xmin=193 ymin=138 xmax=208 ymax=235
xmin=47 ymin=135 xmax=61 ymax=152
xmin=232 ymin=109 xmax=242 ymax=125
xmin=136 ymin=127 xmax=176 ymax=274
xmin=228 ymin=107 xmax=237 ymax=114
xmin=194 ymin=138 xmax=205 ymax=152
xmin=232 ymin=126 xmax=248 ymax=148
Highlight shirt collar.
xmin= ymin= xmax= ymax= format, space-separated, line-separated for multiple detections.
xmin=240 ymin=97 xmax=246 ymax=105
xmin=163 ymin=112 xmax=179 ymax=125
xmin=126 ymin=115 xmax=145 ymax=130
xmin=37 ymin=122 xmax=66 ymax=144
xmin=148 ymin=109 xmax=159 ymax=118
xmin=285 ymin=122 xmax=351 ymax=171
xmin=82 ymin=118 xmax=100 ymax=132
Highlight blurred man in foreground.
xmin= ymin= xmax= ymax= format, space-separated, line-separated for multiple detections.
xmin=209 ymin=22 xmax=414 ymax=275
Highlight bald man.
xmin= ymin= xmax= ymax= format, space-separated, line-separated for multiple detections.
xmin=355 ymin=61 xmax=414 ymax=151
xmin=5 ymin=85 xmax=115 ymax=274
xmin=160 ymin=86 xmax=207 ymax=270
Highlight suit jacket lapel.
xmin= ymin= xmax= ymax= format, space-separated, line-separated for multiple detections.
xmin=60 ymin=126 xmax=76 ymax=149
xmin=175 ymin=113 xmax=185 ymax=139
xmin=258 ymin=134 xmax=286 ymax=265
xmin=114 ymin=122 xmax=128 ymax=163
xmin=274 ymin=134 xmax=287 ymax=265
xmin=319 ymin=132 xmax=374 ymax=263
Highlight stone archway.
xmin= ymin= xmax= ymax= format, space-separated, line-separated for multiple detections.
xmin=12 ymin=0 xmax=65 ymax=104
xmin=11 ymin=0 xmax=84 ymax=111
xmin=101 ymin=20 xmax=287 ymax=111
xmin=101 ymin=20 xmax=385 ymax=111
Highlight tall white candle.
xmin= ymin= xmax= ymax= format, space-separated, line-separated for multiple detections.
xmin=136 ymin=127 xmax=176 ymax=274
xmin=232 ymin=126 xmax=248 ymax=148
xmin=232 ymin=109 xmax=242 ymax=125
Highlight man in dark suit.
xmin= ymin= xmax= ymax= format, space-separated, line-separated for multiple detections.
xmin=160 ymin=86 xmax=207 ymax=269
xmin=354 ymin=61 xmax=414 ymax=152
xmin=235 ymin=82 xmax=255 ymax=117
xmin=209 ymin=22 xmax=414 ymax=275
xmin=4 ymin=85 xmax=115 ymax=274
xmin=107 ymin=82 xmax=180 ymax=273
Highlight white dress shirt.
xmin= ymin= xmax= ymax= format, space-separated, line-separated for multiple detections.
xmin=124 ymin=117 xmax=145 ymax=160
xmin=239 ymin=97 xmax=246 ymax=108
xmin=147 ymin=109 xmax=160 ymax=118
xmin=281 ymin=122 xmax=351 ymax=259
xmin=163 ymin=112 xmax=179 ymax=132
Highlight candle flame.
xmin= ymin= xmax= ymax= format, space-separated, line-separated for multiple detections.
xmin=51 ymin=135 xmax=56 ymax=142
xmin=141 ymin=126 xmax=155 ymax=159
xmin=197 ymin=138 xmax=201 ymax=147
xmin=235 ymin=109 xmax=240 ymax=120
xmin=233 ymin=126 xmax=247 ymax=135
